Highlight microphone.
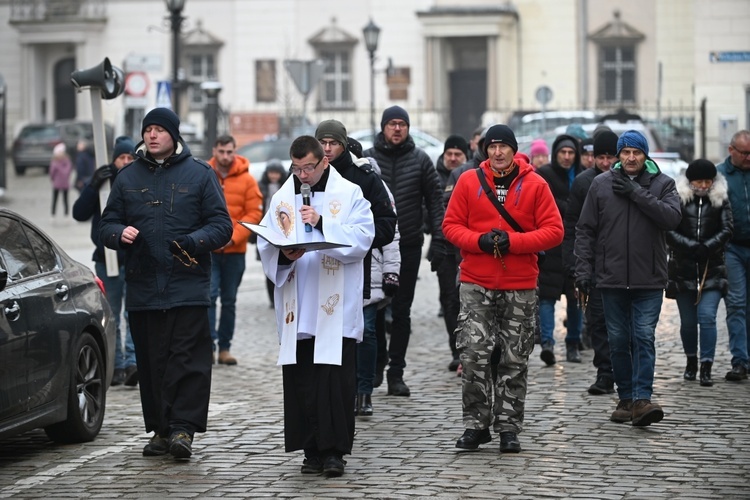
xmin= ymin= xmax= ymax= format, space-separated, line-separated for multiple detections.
xmin=300 ymin=183 xmax=312 ymax=232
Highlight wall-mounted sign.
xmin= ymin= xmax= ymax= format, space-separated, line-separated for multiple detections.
xmin=709 ymin=51 xmax=750 ymax=63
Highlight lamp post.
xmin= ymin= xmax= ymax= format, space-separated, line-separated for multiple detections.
xmin=165 ymin=0 xmax=186 ymax=113
xmin=362 ymin=19 xmax=381 ymax=140
xmin=201 ymin=81 xmax=222 ymax=156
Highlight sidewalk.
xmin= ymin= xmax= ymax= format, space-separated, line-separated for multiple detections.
xmin=0 ymin=169 xmax=748 ymax=498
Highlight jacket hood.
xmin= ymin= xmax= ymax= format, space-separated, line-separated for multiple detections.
xmin=550 ymin=133 xmax=582 ymax=169
xmin=208 ymin=154 xmax=250 ymax=177
xmin=675 ymin=171 xmax=729 ymax=206
xmin=134 ymin=137 xmax=191 ymax=167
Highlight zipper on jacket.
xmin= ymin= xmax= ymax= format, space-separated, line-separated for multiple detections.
xmin=696 ymin=197 xmax=703 ymax=288
xmin=170 ymin=183 xmax=175 ymax=212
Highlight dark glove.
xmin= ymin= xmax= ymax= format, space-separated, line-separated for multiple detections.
xmin=478 ymin=232 xmax=496 ymax=255
xmin=429 ymin=239 xmax=446 ymax=272
xmin=612 ymin=173 xmax=639 ymax=198
xmin=491 ymin=229 xmax=510 ymax=255
xmin=382 ymin=272 xmax=400 ymax=297
xmin=90 ymin=165 xmax=113 ymax=189
xmin=169 ymin=235 xmax=195 ymax=256
xmin=575 ymin=278 xmax=591 ymax=297
xmin=695 ymin=244 xmax=709 ymax=262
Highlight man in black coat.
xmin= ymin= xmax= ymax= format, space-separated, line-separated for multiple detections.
xmin=536 ymin=134 xmax=583 ymax=365
xmin=364 ymin=106 xmax=446 ymax=396
xmin=562 ymin=130 xmax=619 ymax=394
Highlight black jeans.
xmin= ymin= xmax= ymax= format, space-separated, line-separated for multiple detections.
xmin=436 ymin=252 xmax=460 ymax=358
xmin=586 ymin=286 xmax=613 ymax=377
xmin=387 ymin=244 xmax=422 ymax=379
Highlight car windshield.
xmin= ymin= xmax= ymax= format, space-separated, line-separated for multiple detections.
xmin=21 ymin=126 xmax=58 ymax=140
xmin=238 ymin=140 xmax=292 ymax=163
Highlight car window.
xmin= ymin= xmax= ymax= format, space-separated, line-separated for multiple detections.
xmin=23 ymin=223 xmax=58 ymax=273
xmin=20 ymin=125 xmax=59 ymax=140
xmin=0 ymin=216 xmax=38 ymax=280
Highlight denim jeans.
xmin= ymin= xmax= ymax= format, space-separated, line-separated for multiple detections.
xmin=601 ymin=288 xmax=663 ymax=401
xmin=539 ymin=293 xmax=582 ymax=346
xmin=209 ymin=253 xmax=246 ymax=351
xmin=95 ymin=261 xmax=135 ymax=369
xmin=676 ymin=289 xmax=721 ymax=362
xmin=357 ymin=303 xmax=379 ymax=394
xmin=724 ymin=244 xmax=750 ymax=369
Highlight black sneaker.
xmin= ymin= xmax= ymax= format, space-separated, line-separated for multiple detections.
xmin=587 ymin=375 xmax=615 ymax=395
xmin=169 ymin=431 xmax=193 ymax=459
xmin=455 ymin=428 xmax=491 ymax=450
xmin=725 ymin=365 xmax=748 ymax=381
xmin=300 ymin=456 xmax=323 ymax=474
xmin=386 ymin=377 xmax=411 ymax=397
xmin=323 ymin=455 xmax=346 ymax=477
xmin=111 ymin=369 xmax=126 ymax=387
xmin=142 ymin=434 xmax=169 ymax=456
xmin=540 ymin=343 xmax=556 ymax=366
xmin=499 ymin=431 xmax=522 ymax=453
xmin=123 ymin=365 xmax=139 ymax=387
xmin=448 ymin=358 xmax=461 ymax=371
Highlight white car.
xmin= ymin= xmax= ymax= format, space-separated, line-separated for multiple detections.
xmin=236 ymin=137 xmax=294 ymax=181
xmin=349 ymin=127 xmax=444 ymax=166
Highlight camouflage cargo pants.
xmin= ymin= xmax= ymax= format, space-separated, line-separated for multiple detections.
xmin=456 ymin=284 xmax=536 ymax=434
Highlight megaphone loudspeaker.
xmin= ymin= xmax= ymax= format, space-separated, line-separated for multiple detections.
xmin=101 ymin=65 xmax=125 ymax=100
xmin=70 ymin=57 xmax=114 ymax=91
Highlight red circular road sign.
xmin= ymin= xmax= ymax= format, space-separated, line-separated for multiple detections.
xmin=125 ymin=72 xmax=149 ymax=97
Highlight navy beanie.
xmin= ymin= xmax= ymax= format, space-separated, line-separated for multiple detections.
xmin=616 ymin=130 xmax=649 ymax=157
xmin=593 ymin=130 xmax=619 ymax=157
xmin=443 ymin=134 xmax=468 ymax=157
xmin=112 ymin=136 xmax=135 ymax=161
xmin=483 ymin=124 xmax=518 ymax=155
xmin=380 ymin=105 xmax=410 ymax=130
xmin=141 ymin=107 xmax=181 ymax=145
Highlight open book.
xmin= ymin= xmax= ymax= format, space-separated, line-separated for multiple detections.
xmin=239 ymin=222 xmax=351 ymax=251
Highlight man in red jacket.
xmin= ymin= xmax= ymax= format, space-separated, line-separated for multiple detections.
xmin=207 ymin=135 xmax=263 ymax=365
xmin=443 ymin=124 xmax=563 ymax=453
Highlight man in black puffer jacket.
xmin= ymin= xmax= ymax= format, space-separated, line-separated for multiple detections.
xmin=364 ymin=106 xmax=446 ymax=397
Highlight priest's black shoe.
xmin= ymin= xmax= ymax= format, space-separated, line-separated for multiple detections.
xmin=499 ymin=432 xmax=521 ymax=453
xmin=455 ymin=428 xmax=491 ymax=450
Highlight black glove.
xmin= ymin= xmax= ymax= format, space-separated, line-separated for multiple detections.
xmin=576 ymin=278 xmax=591 ymax=297
xmin=491 ymin=229 xmax=510 ymax=255
xmin=90 ymin=165 xmax=113 ymax=190
xmin=169 ymin=235 xmax=195 ymax=256
xmin=478 ymin=232 xmax=497 ymax=255
xmin=429 ymin=239 xmax=446 ymax=272
xmin=382 ymin=272 xmax=400 ymax=297
xmin=612 ymin=173 xmax=639 ymax=198
xmin=695 ymin=244 xmax=709 ymax=262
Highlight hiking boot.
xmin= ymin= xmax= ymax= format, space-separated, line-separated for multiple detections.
xmin=699 ymin=361 xmax=713 ymax=387
xmin=387 ymin=377 xmax=411 ymax=397
xmin=111 ymin=369 xmax=126 ymax=387
xmin=683 ymin=356 xmax=698 ymax=381
xmin=566 ymin=343 xmax=581 ymax=363
xmin=725 ymin=365 xmax=748 ymax=381
xmin=587 ymin=375 xmax=615 ymax=395
xmin=631 ymin=399 xmax=664 ymax=426
xmin=610 ymin=399 xmax=633 ymax=423
xmin=499 ymin=432 xmax=521 ymax=453
xmin=142 ymin=434 xmax=168 ymax=456
xmin=540 ymin=342 xmax=556 ymax=366
xmin=168 ymin=431 xmax=193 ymax=459
xmin=300 ymin=456 xmax=323 ymax=474
xmin=123 ymin=365 xmax=139 ymax=387
xmin=455 ymin=428 xmax=491 ymax=450
xmin=323 ymin=455 xmax=346 ymax=477
xmin=218 ymin=350 xmax=238 ymax=365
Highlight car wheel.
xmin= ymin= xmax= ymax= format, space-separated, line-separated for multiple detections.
xmin=44 ymin=332 xmax=107 ymax=443
xmin=14 ymin=165 xmax=25 ymax=176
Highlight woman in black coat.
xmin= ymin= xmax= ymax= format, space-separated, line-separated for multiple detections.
xmin=666 ymin=159 xmax=733 ymax=387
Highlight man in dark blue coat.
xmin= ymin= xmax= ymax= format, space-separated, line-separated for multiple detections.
xmin=100 ymin=108 xmax=232 ymax=460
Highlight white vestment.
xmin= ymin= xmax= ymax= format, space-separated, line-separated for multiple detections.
xmin=258 ymin=166 xmax=374 ymax=365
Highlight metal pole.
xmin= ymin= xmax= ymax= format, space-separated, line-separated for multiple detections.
xmin=370 ymin=51 xmax=376 ymax=140
xmin=0 ymin=75 xmax=6 ymax=197
xmin=171 ymin=10 xmax=182 ymax=113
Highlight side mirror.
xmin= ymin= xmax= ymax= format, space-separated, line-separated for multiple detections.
xmin=0 ymin=267 xmax=7 ymax=293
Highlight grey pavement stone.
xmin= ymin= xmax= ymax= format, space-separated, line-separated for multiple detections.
xmin=0 ymin=170 xmax=749 ymax=499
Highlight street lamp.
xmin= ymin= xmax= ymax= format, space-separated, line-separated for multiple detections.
xmin=362 ymin=18 xmax=381 ymax=139
xmin=165 ymin=0 xmax=186 ymax=113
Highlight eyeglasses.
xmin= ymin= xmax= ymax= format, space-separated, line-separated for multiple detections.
xmin=319 ymin=139 xmax=341 ymax=148
xmin=385 ymin=120 xmax=408 ymax=129
xmin=290 ymin=158 xmax=322 ymax=175
xmin=731 ymin=145 xmax=750 ymax=157
xmin=172 ymin=240 xmax=198 ymax=268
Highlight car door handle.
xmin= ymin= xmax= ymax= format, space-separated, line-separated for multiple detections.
xmin=56 ymin=284 xmax=69 ymax=299
xmin=4 ymin=301 xmax=20 ymax=321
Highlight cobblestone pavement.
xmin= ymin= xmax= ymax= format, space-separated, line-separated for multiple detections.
xmin=1 ymin=169 xmax=749 ymax=499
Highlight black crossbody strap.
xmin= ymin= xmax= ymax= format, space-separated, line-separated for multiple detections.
xmin=475 ymin=168 xmax=525 ymax=233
